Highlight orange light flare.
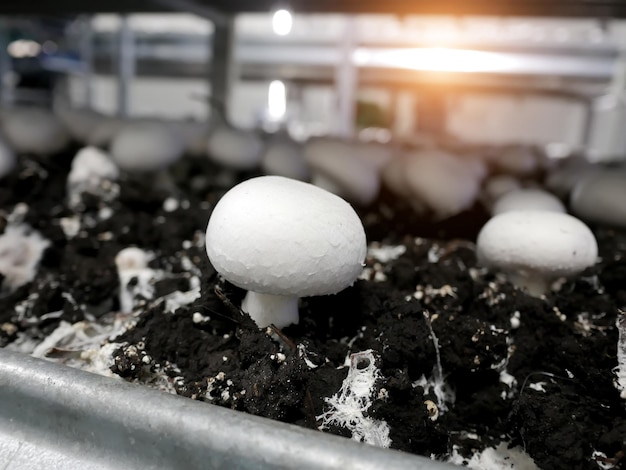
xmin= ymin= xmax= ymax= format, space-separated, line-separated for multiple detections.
xmin=352 ymin=47 xmax=522 ymax=74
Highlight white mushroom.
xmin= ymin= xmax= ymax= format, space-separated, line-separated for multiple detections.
xmin=570 ymin=170 xmax=626 ymax=228
xmin=67 ymin=146 xmax=119 ymax=207
xmin=1 ymin=107 xmax=70 ymax=156
xmin=491 ymin=188 xmax=565 ymax=216
xmin=110 ymin=122 xmax=184 ymax=172
xmin=303 ymin=137 xmax=382 ymax=206
xmin=403 ymin=150 xmax=482 ymax=220
xmin=0 ymin=225 xmax=50 ymax=293
xmin=205 ymin=176 xmax=366 ymax=328
xmin=477 ymin=211 xmax=598 ymax=297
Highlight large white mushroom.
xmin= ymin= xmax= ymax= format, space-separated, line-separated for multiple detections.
xmin=205 ymin=176 xmax=366 ymax=328
xmin=570 ymin=170 xmax=626 ymax=228
xmin=1 ymin=107 xmax=70 ymax=156
xmin=477 ymin=211 xmax=598 ymax=296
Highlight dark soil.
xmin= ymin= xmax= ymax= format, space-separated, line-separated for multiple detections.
xmin=1 ymin=147 xmax=625 ymax=470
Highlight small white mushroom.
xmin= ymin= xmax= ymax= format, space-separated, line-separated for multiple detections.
xmin=0 ymin=225 xmax=50 ymax=293
xmin=110 ymin=122 xmax=184 ymax=172
xmin=492 ymin=188 xmax=565 ymax=216
xmin=205 ymin=176 xmax=366 ymax=328
xmin=114 ymin=247 xmax=157 ymax=313
xmin=570 ymin=171 xmax=626 ymax=228
xmin=477 ymin=211 xmax=598 ymax=297
xmin=1 ymin=107 xmax=70 ymax=156
xmin=67 ymin=146 xmax=119 ymax=206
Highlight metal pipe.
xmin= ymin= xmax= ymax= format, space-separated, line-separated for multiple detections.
xmin=78 ymin=15 xmax=94 ymax=108
xmin=210 ymin=16 xmax=235 ymax=122
xmin=116 ymin=14 xmax=135 ymax=117
xmin=335 ymin=16 xmax=357 ymax=138
xmin=0 ymin=17 xmax=12 ymax=106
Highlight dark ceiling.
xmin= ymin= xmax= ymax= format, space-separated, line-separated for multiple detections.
xmin=1 ymin=0 xmax=626 ymax=17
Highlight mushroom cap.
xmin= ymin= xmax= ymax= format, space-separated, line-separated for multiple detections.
xmin=206 ymin=176 xmax=366 ymax=297
xmin=477 ymin=211 xmax=597 ymax=279
xmin=570 ymin=170 xmax=626 ymax=228
xmin=404 ymin=150 xmax=481 ymax=219
xmin=303 ymin=137 xmax=380 ymax=205
xmin=206 ymin=126 xmax=263 ymax=170
xmin=492 ymin=188 xmax=565 ymax=216
xmin=0 ymin=137 xmax=16 ymax=178
xmin=110 ymin=122 xmax=184 ymax=172
xmin=2 ymin=107 xmax=70 ymax=156
xmin=68 ymin=146 xmax=119 ymax=187
xmin=261 ymin=136 xmax=310 ymax=181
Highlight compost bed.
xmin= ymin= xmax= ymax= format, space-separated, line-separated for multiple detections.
xmin=0 ymin=147 xmax=625 ymax=470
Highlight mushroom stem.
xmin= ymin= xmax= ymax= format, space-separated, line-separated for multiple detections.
xmin=508 ymin=272 xmax=549 ymax=297
xmin=241 ymin=291 xmax=299 ymax=328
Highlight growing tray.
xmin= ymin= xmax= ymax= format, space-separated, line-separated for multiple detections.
xmin=0 ymin=348 xmax=456 ymax=470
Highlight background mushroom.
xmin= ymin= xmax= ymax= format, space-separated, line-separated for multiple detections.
xmin=303 ymin=137 xmax=383 ymax=206
xmin=570 ymin=170 xmax=626 ymax=229
xmin=110 ymin=121 xmax=184 ymax=173
xmin=205 ymin=175 xmax=366 ymax=328
xmin=491 ymin=188 xmax=565 ymax=215
xmin=1 ymin=106 xmax=70 ymax=156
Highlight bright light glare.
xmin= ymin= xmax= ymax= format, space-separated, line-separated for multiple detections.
xmin=268 ymin=80 xmax=287 ymax=120
xmin=7 ymin=39 xmax=41 ymax=59
xmin=272 ymin=9 xmax=292 ymax=36
xmin=353 ymin=47 xmax=518 ymax=73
